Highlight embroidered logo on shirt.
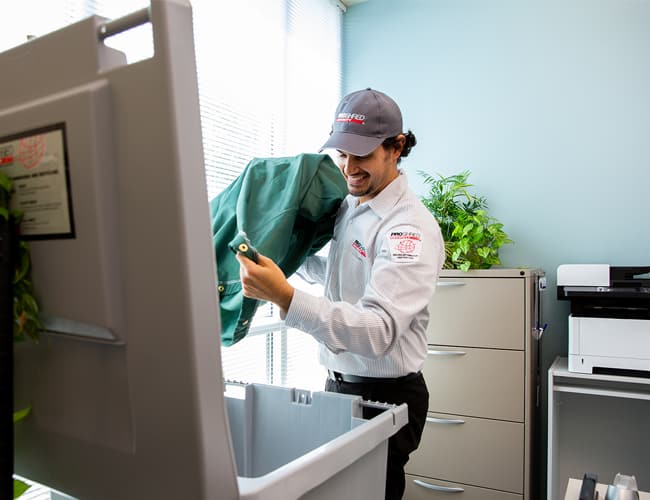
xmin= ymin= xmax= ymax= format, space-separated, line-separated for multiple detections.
xmin=387 ymin=226 xmax=422 ymax=262
xmin=352 ymin=239 xmax=367 ymax=257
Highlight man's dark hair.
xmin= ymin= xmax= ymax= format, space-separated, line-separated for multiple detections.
xmin=382 ymin=130 xmax=417 ymax=162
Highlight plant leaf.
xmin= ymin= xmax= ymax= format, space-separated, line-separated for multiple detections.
xmin=14 ymin=478 xmax=31 ymax=498
xmin=0 ymin=172 xmax=13 ymax=193
xmin=477 ymin=247 xmax=491 ymax=259
xmin=13 ymin=406 xmax=31 ymax=424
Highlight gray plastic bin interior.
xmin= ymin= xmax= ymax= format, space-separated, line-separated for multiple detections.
xmin=226 ymin=382 xmax=408 ymax=500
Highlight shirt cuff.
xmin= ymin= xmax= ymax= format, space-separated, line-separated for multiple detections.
xmin=284 ymin=288 xmax=317 ymax=331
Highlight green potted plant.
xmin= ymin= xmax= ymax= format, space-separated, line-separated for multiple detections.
xmin=1 ymin=172 xmax=43 ymax=498
xmin=419 ymin=170 xmax=512 ymax=272
xmin=0 ymin=173 xmax=43 ymax=343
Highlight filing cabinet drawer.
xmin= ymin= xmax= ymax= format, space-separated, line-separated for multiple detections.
xmin=405 ymin=474 xmax=522 ymax=500
xmin=407 ymin=413 xmax=524 ymax=494
xmin=423 ymin=346 xmax=524 ymax=422
xmin=428 ymin=277 xmax=524 ymax=350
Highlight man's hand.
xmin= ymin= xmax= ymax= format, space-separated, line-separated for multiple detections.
xmin=236 ymin=252 xmax=295 ymax=313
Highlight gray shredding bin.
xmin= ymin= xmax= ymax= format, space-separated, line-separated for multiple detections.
xmin=3 ymin=1 xmax=408 ymax=499
xmin=227 ymin=383 xmax=408 ymax=500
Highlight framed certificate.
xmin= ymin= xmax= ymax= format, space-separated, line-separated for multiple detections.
xmin=0 ymin=122 xmax=74 ymax=239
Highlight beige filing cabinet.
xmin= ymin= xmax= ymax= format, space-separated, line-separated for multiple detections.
xmin=405 ymin=268 xmax=544 ymax=500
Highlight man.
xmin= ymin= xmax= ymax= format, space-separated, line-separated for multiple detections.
xmin=236 ymin=88 xmax=445 ymax=500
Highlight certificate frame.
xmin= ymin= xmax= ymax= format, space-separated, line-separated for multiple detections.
xmin=0 ymin=122 xmax=75 ymax=240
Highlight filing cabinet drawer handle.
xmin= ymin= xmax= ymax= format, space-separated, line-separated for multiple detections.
xmin=413 ymin=479 xmax=464 ymax=493
xmin=426 ymin=416 xmax=465 ymax=425
xmin=436 ymin=281 xmax=466 ymax=287
xmin=427 ymin=349 xmax=467 ymax=356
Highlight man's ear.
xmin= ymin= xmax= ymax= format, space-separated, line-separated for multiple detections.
xmin=393 ymin=134 xmax=406 ymax=159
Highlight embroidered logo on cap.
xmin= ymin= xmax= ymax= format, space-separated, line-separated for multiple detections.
xmin=387 ymin=226 xmax=422 ymax=262
xmin=352 ymin=239 xmax=367 ymax=257
xmin=336 ymin=112 xmax=366 ymax=125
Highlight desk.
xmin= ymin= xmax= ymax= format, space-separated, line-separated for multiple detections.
xmin=564 ymin=478 xmax=650 ymax=500
xmin=547 ymin=357 xmax=650 ymax=499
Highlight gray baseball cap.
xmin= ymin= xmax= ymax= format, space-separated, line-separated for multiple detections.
xmin=320 ymin=88 xmax=403 ymax=156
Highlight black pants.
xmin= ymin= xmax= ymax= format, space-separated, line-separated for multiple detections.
xmin=325 ymin=373 xmax=429 ymax=500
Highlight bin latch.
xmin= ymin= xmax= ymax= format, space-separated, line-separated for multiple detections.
xmin=293 ymin=389 xmax=312 ymax=405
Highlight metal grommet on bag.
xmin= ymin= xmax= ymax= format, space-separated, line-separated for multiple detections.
xmin=218 ymin=285 xmax=225 ymax=293
xmin=238 ymin=243 xmax=249 ymax=253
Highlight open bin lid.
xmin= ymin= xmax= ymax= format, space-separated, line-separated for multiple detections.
xmin=5 ymin=1 xmax=239 ymax=498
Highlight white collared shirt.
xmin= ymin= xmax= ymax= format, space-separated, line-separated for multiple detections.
xmin=285 ymin=171 xmax=445 ymax=377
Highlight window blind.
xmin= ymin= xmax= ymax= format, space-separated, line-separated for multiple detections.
xmin=202 ymin=0 xmax=341 ymax=391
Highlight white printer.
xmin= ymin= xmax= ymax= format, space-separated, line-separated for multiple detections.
xmin=557 ymin=264 xmax=650 ymax=376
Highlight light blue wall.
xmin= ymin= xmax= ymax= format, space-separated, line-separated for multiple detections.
xmin=342 ymin=0 xmax=650 ymax=494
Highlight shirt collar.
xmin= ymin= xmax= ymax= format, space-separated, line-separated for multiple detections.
xmin=363 ymin=170 xmax=408 ymax=218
